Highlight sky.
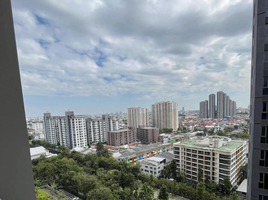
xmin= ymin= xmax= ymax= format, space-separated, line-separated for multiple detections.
xmin=11 ymin=0 xmax=253 ymax=117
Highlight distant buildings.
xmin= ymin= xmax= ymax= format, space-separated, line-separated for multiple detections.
xmin=107 ymin=127 xmax=136 ymax=146
xmin=174 ymin=136 xmax=247 ymax=185
xmin=209 ymin=94 xmax=216 ymax=118
xmin=151 ymin=101 xmax=178 ymax=131
xmin=137 ymin=126 xmax=159 ymax=144
xmin=127 ymin=107 xmax=148 ymax=128
xmin=199 ymin=100 xmax=208 ymax=118
xmin=43 ymin=111 xmax=118 ymax=149
xmin=86 ymin=115 xmax=118 ymax=144
xmin=199 ymin=91 xmax=237 ymax=119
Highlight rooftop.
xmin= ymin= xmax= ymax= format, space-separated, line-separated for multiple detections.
xmin=117 ymin=142 xmax=172 ymax=159
xmin=236 ymin=179 xmax=247 ymax=193
xmin=175 ymin=136 xmax=244 ymax=153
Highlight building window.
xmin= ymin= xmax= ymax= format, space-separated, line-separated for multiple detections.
xmin=261 ymin=127 xmax=268 ymax=143
xmin=260 ymin=150 xmax=268 ymax=167
xmin=259 ymin=195 xmax=268 ymax=200
xmin=259 ymin=173 xmax=268 ymax=190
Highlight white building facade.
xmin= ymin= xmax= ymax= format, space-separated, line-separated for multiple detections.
xmin=174 ymin=136 xmax=247 ymax=186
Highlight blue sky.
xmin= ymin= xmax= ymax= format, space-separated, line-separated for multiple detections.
xmin=11 ymin=0 xmax=252 ymax=117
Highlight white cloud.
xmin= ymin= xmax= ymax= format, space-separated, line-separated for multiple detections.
xmin=11 ymin=0 xmax=252 ymax=107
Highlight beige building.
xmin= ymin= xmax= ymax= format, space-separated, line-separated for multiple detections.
xmin=151 ymin=101 xmax=178 ymax=131
xmin=174 ymin=136 xmax=247 ymax=186
xmin=127 ymin=107 xmax=148 ymax=128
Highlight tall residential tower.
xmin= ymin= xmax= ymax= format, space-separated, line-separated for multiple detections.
xmin=247 ymin=1 xmax=268 ymax=199
xmin=151 ymin=101 xmax=178 ymax=131
xmin=209 ymin=94 xmax=216 ymax=118
xmin=199 ymin=100 xmax=208 ymax=118
xmin=127 ymin=107 xmax=148 ymax=128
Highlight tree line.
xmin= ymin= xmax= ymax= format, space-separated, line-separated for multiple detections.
xmin=33 ymin=142 xmax=242 ymax=200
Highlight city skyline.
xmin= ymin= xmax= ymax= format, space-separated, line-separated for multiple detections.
xmin=12 ymin=0 xmax=252 ymax=117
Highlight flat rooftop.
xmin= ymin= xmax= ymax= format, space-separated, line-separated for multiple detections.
xmin=117 ymin=142 xmax=172 ymax=159
xmin=175 ymin=137 xmax=244 ymax=153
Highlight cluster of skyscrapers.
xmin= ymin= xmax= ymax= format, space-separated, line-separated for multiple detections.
xmin=127 ymin=101 xmax=178 ymax=131
xmin=43 ymin=111 xmax=118 ymax=149
xmin=199 ymin=91 xmax=237 ymax=118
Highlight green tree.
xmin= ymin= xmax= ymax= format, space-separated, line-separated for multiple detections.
xmin=198 ymin=167 xmax=203 ymax=182
xmin=234 ymin=125 xmax=238 ymax=129
xmin=86 ymin=187 xmax=115 ymax=200
xmin=197 ymin=182 xmax=206 ymax=200
xmin=223 ymin=178 xmax=232 ymax=195
xmin=96 ymin=142 xmax=111 ymax=158
xmin=138 ymin=183 xmax=154 ymax=200
xmin=158 ymin=184 xmax=169 ymax=200
xmin=204 ymin=174 xmax=210 ymax=185
xmin=206 ymin=181 xmax=217 ymax=193
xmin=170 ymin=159 xmax=177 ymax=180
xmin=228 ymin=192 xmax=240 ymax=200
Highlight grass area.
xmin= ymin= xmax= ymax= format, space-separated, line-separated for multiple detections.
xmin=36 ymin=188 xmax=52 ymax=200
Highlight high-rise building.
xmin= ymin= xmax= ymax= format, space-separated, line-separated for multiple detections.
xmin=44 ymin=111 xmax=89 ymax=149
xmin=225 ymin=95 xmax=230 ymax=116
xmin=151 ymin=101 xmax=178 ymax=131
xmin=86 ymin=115 xmax=118 ymax=144
xmin=247 ymin=1 xmax=268 ymax=199
xmin=174 ymin=137 xmax=247 ymax=185
xmin=199 ymin=100 xmax=208 ymax=118
xmin=209 ymin=94 xmax=216 ymax=118
xmin=66 ymin=113 xmax=87 ymax=149
xmin=127 ymin=107 xmax=148 ymax=128
xmin=43 ymin=113 xmax=67 ymax=146
xmin=217 ymin=91 xmax=225 ymax=118
xmin=107 ymin=127 xmax=136 ymax=146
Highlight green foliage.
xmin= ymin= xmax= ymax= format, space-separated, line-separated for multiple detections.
xmin=158 ymin=184 xmax=169 ymax=200
xmin=197 ymin=182 xmax=206 ymax=200
xmin=160 ymin=128 xmax=173 ymax=133
xmin=28 ymin=133 xmax=35 ymax=140
xmin=228 ymin=192 xmax=240 ymax=200
xmin=234 ymin=125 xmax=238 ymax=129
xmin=33 ymin=149 xmax=238 ymax=200
xmin=198 ymin=166 xmax=203 ymax=182
xmin=96 ymin=142 xmax=111 ymax=158
xmin=217 ymin=130 xmax=227 ymax=136
xmin=138 ymin=183 xmax=154 ymax=200
xmin=222 ymin=178 xmax=232 ymax=195
xmin=206 ymin=181 xmax=217 ymax=193
xmin=236 ymin=132 xmax=249 ymax=139
xmin=86 ymin=187 xmax=115 ymax=200
xmin=35 ymin=188 xmax=53 ymax=200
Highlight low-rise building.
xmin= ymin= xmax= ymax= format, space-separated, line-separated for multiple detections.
xmin=174 ymin=136 xmax=247 ymax=186
xmin=30 ymin=146 xmax=57 ymax=160
xmin=116 ymin=142 xmax=173 ymax=164
xmin=139 ymin=157 xmax=168 ymax=177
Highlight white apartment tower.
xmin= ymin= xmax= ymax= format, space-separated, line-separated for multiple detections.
xmin=44 ymin=111 xmax=88 ymax=149
xmin=127 ymin=107 xmax=148 ymax=128
xmin=151 ymin=101 xmax=178 ymax=131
